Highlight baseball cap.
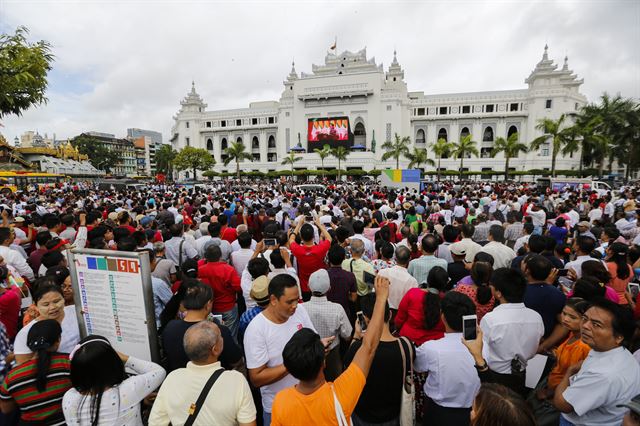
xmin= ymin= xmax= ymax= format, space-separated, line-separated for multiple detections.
xmin=577 ymin=221 xmax=591 ymax=229
xmin=250 ymin=276 xmax=270 ymax=304
xmin=309 ymin=269 xmax=330 ymax=295
xmin=450 ymin=243 xmax=467 ymax=256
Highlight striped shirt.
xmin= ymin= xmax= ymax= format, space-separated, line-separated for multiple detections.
xmin=0 ymin=353 xmax=71 ymax=425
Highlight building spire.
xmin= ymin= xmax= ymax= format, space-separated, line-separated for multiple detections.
xmin=543 ymin=44 xmax=549 ymax=61
xmin=392 ymin=49 xmax=398 ymax=66
xmin=563 ymin=55 xmax=569 ymax=70
xmin=191 ymin=80 xmax=196 ymax=94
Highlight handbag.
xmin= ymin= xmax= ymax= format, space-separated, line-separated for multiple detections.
xmin=175 ymin=239 xmax=185 ymax=280
xmin=182 ymin=367 xmax=225 ymax=426
xmin=398 ymin=336 xmax=415 ymax=426
xmin=330 ymin=384 xmax=351 ymax=426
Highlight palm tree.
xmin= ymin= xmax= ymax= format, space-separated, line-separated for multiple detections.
xmin=530 ymin=114 xmax=571 ymax=177
xmin=405 ymin=147 xmax=435 ymax=170
xmin=451 ymin=134 xmax=479 ymax=179
xmin=281 ymin=151 xmax=303 ymax=179
xmin=381 ymin=133 xmax=410 ymax=169
xmin=155 ymin=144 xmax=176 ymax=178
xmin=313 ymin=144 xmax=332 ymax=179
xmin=491 ymin=133 xmax=528 ymax=181
xmin=331 ymin=146 xmax=349 ymax=181
xmin=223 ymin=141 xmax=252 ymax=180
xmin=430 ymin=138 xmax=453 ymax=182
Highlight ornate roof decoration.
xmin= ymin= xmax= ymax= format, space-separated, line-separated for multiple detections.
xmin=180 ymin=81 xmax=207 ymax=109
xmin=301 ymin=48 xmax=383 ymax=78
xmin=524 ymin=45 xmax=583 ymax=87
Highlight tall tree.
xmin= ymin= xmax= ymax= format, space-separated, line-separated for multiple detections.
xmin=0 ymin=26 xmax=54 ymax=119
xmin=491 ymin=133 xmax=528 ymax=181
xmin=155 ymin=144 xmax=176 ymax=177
xmin=174 ymin=146 xmax=216 ymax=179
xmin=381 ymin=133 xmax=410 ymax=169
xmin=331 ymin=146 xmax=349 ymax=181
xmin=405 ymin=147 xmax=434 ymax=170
xmin=430 ymin=138 xmax=453 ymax=182
xmin=71 ymin=135 xmax=119 ymax=173
xmin=223 ymin=141 xmax=252 ymax=180
xmin=530 ymin=114 xmax=571 ymax=177
xmin=451 ymin=134 xmax=479 ymax=179
xmin=281 ymin=151 xmax=303 ymax=179
xmin=313 ymin=144 xmax=332 ymax=179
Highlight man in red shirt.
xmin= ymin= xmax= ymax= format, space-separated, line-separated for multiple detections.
xmin=289 ymin=215 xmax=332 ymax=301
xmin=198 ymin=245 xmax=242 ymax=339
xmin=218 ymin=214 xmax=237 ymax=244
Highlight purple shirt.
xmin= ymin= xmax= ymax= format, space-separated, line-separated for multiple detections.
xmin=326 ymin=266 xmax=357 ymax=321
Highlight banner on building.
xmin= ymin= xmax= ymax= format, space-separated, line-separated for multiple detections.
xmin=307 ymin=116 xmax=351 ymax=148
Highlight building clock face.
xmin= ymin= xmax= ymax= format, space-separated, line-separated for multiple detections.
xmin=499 ymin=104 xmax=506 ymax=112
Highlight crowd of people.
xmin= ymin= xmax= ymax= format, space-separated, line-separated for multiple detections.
xmin=0 ymin=177 xmax=639 ymax=426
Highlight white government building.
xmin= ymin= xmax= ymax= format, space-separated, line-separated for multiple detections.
xmin=170 ymin=45 xmax=586 ymax=178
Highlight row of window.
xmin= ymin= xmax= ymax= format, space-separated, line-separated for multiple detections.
xmin=415 ymin=124 xmax=520 ymax=144
xmin=413 ymin=102 xmax=529 ymax=116
xmin=185 ymin=117 xmax=278 ymax=129
xmin=205 ymin=135 xmax=277 ymax=151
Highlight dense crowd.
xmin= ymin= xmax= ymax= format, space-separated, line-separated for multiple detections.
xmin=0 ymin=177 xmax=639 ymax=426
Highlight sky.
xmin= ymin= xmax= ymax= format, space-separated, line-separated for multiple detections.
xmin=1 ymin=0 xmax=639 ymax=144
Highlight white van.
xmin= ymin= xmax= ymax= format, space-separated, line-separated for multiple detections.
xmin=536 ymin=178 xmax=611 ymax=196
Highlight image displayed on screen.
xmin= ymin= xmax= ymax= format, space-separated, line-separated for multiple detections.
xmin=308 ymin=117 xmax=351 ymax=148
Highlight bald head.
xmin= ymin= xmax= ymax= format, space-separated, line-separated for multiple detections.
xmin=183 ymin=321 xmax=222 ymax=364
xmin=236 ymin=224 xmax=248 ymax=234
xmin=350 ymin=239 xmax=365 ymax=257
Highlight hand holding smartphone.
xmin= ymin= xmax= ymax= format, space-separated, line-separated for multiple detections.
xmin=356 ymin=311 xmax=367 ymax=333
xmin=462 ymin=314 xmax=477 ymax=341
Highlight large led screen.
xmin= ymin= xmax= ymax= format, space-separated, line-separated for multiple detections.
xmin=307 ymin=117 xmax=351 ymax=148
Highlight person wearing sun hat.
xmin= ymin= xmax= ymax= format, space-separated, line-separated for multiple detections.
xmin=239 ymin=275 xmax=270 ymax=339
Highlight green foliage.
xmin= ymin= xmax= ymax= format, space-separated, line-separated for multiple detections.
xmin=0 ymin=26 xmax=54 ymax=118
xmin=223 ymin=141 xmax=253 ymax=179
xmin=331 ymin=146 xmax=350 ymax=181
xmin=281 ymin=151 xmax=303 ymax=178
xmin=429 ymin=138 xmax=454 ymax=181
xmin=381 ymin=134 xmax=411 ymax=169
xmin=406 ymin=147 xmax=434 ymax=170
xmin=155 ymin=144 xmax=176 ymax=176
xmin=71 ymin=135 xmax=120 ymax=173
xmin=313 ymin=144 xmax=332 ymax=178
xmin=451 ymin=135 xmax=479 ymax=178
xmin=174 ymin=146 xmax=216 ymax=178
xmin=491 ymin=133 xmax=528 ymax=180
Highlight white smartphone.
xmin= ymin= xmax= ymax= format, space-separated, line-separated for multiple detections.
xmin=212 ymin=314 xmax=223 ymax=324
xmin=628 ymin=282 xmax=640 ymax=299
xmin=462 ymin=314 xmax=478 ymax=341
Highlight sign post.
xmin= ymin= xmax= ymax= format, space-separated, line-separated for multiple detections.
xmin=67 ymin=248 xmax=160 ymax=362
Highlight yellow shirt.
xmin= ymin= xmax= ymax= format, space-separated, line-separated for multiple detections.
xmin=148 ymin=361 xmax=256 ymax=426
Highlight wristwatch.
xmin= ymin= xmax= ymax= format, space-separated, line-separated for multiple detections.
xmin=474 ymin=360 xmax=488 ymax=371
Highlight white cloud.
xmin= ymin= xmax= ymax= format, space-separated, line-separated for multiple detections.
xmin=1 ymin=0 xmax=638 ymax=143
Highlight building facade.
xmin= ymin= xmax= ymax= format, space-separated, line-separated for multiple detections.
xmin=127 ymin=128 xmax=162 ymax=176
xmin=82 ymin=132 xmax=136 ymax=176
xmin=170 ymin=45 xmax=586 ymax=178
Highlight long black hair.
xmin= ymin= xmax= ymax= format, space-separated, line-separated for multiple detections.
xmin=608 ymin=242 xmax=630 ymax=280
xmin=70 ymin=335 xmax=126 ymax=426
xmin=471 ymin=261 xmax=493 ymax=305
xmin=26 ymin=319 xmax=62 ymax=392
xmin=423 ymin=266 xmax=448 ymax=330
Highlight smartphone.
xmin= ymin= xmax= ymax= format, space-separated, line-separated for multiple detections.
xmin=356 ymin=311 xmax=367 ymax=332
xmin=558 ymin=276 xmax=575 ymax=291
xmin=212 ymin=314 xmax=223 ymax=324
xmin=462 ymin=314 xmax=477 ymax=341
xmin=263 ymin=238 xmax=276 ymax=247
xmin=363 ymin=271 xmax=376 ymax=289
xmin=305 ymin=214 xmax=313 ymax=222
xmin=628 ymin=282 xmax=640 ymax=299
xmin=558 ymin=269 xmax=569 ymax=277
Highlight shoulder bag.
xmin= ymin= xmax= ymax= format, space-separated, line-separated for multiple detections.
xmin=183 ymin=368 xmax=225 ymax=426
xmin=398 ymin=336 xmax=415 ymax=426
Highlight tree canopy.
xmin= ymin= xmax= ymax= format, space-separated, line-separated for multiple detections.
xmin=0 ymin=26 xmax=54 ymax=119
xmin=174 ymin=146 xmax=216 ymax=179
xmin=71 ymin=135 xmax=119 ymax=173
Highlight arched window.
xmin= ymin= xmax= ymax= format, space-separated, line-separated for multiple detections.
xmin=268 ymin=135 xmax=276 ymax=148
xmin=460 ymin=127 xmax=470 ymax=139
xmin=416 ymin=129 xmax=426 ymax=144
xmin=507 ymin=125 xmax=518 ymax=139
xmin=206 ymin=138 xmax=213 ymax=151
xmin=354 ymin=122 xmax=366 ymax=147
xmin=236 ymin=136 xmax=242 ymax=144
xmin=221 ymin=138 xmax=228 ymax=150
xmin=482 ymin=126 xmax=494 ymax=142
xmin=252 ymin=136 xmax=260 ymax=149
xmin=438 ymin=128 xmax=448 ymax=142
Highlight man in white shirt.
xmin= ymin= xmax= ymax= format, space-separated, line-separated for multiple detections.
xmin=244 ymin=274 xmax=317 ymax=425
xmin=450 ymin=224 xmax=482 ymax=264
xmin=553 ymin=299 xmax=640 ymax=426
xmin=0 ymin=227 xmax=34 ymax=281
xmin=526 ymin=202 xmax=547 ymax=233
xmin=479 ymin=225 xmax=516 ymax=269
xmin=230 ymin=232 xmax=254 ymax=276
xmin=415 ymin=291 xmax=481 ymax=424
xmin=231 ymin=225 xmax=257 ymax=252
xmin=378 ymin=245 xmax=418 ymax=310
xmin=565 ymin=236 xmax=599 ymax=278
xmin=165 ymin=224 xmax=198 ymax=267
xmin=479 ymin=268 xmax=544 ymax=394
xmin=350 ymin=220 xmax=374 ymax=260
xmin=150 ymin=321 xmax=257 ymax=425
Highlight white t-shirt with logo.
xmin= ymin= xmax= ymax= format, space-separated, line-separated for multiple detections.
xmin=243 ymin=304 xmax=316 ymax=413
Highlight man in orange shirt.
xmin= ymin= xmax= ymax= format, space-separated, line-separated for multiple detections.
xmin=270 ymin=275 xmax=390 ymax=425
